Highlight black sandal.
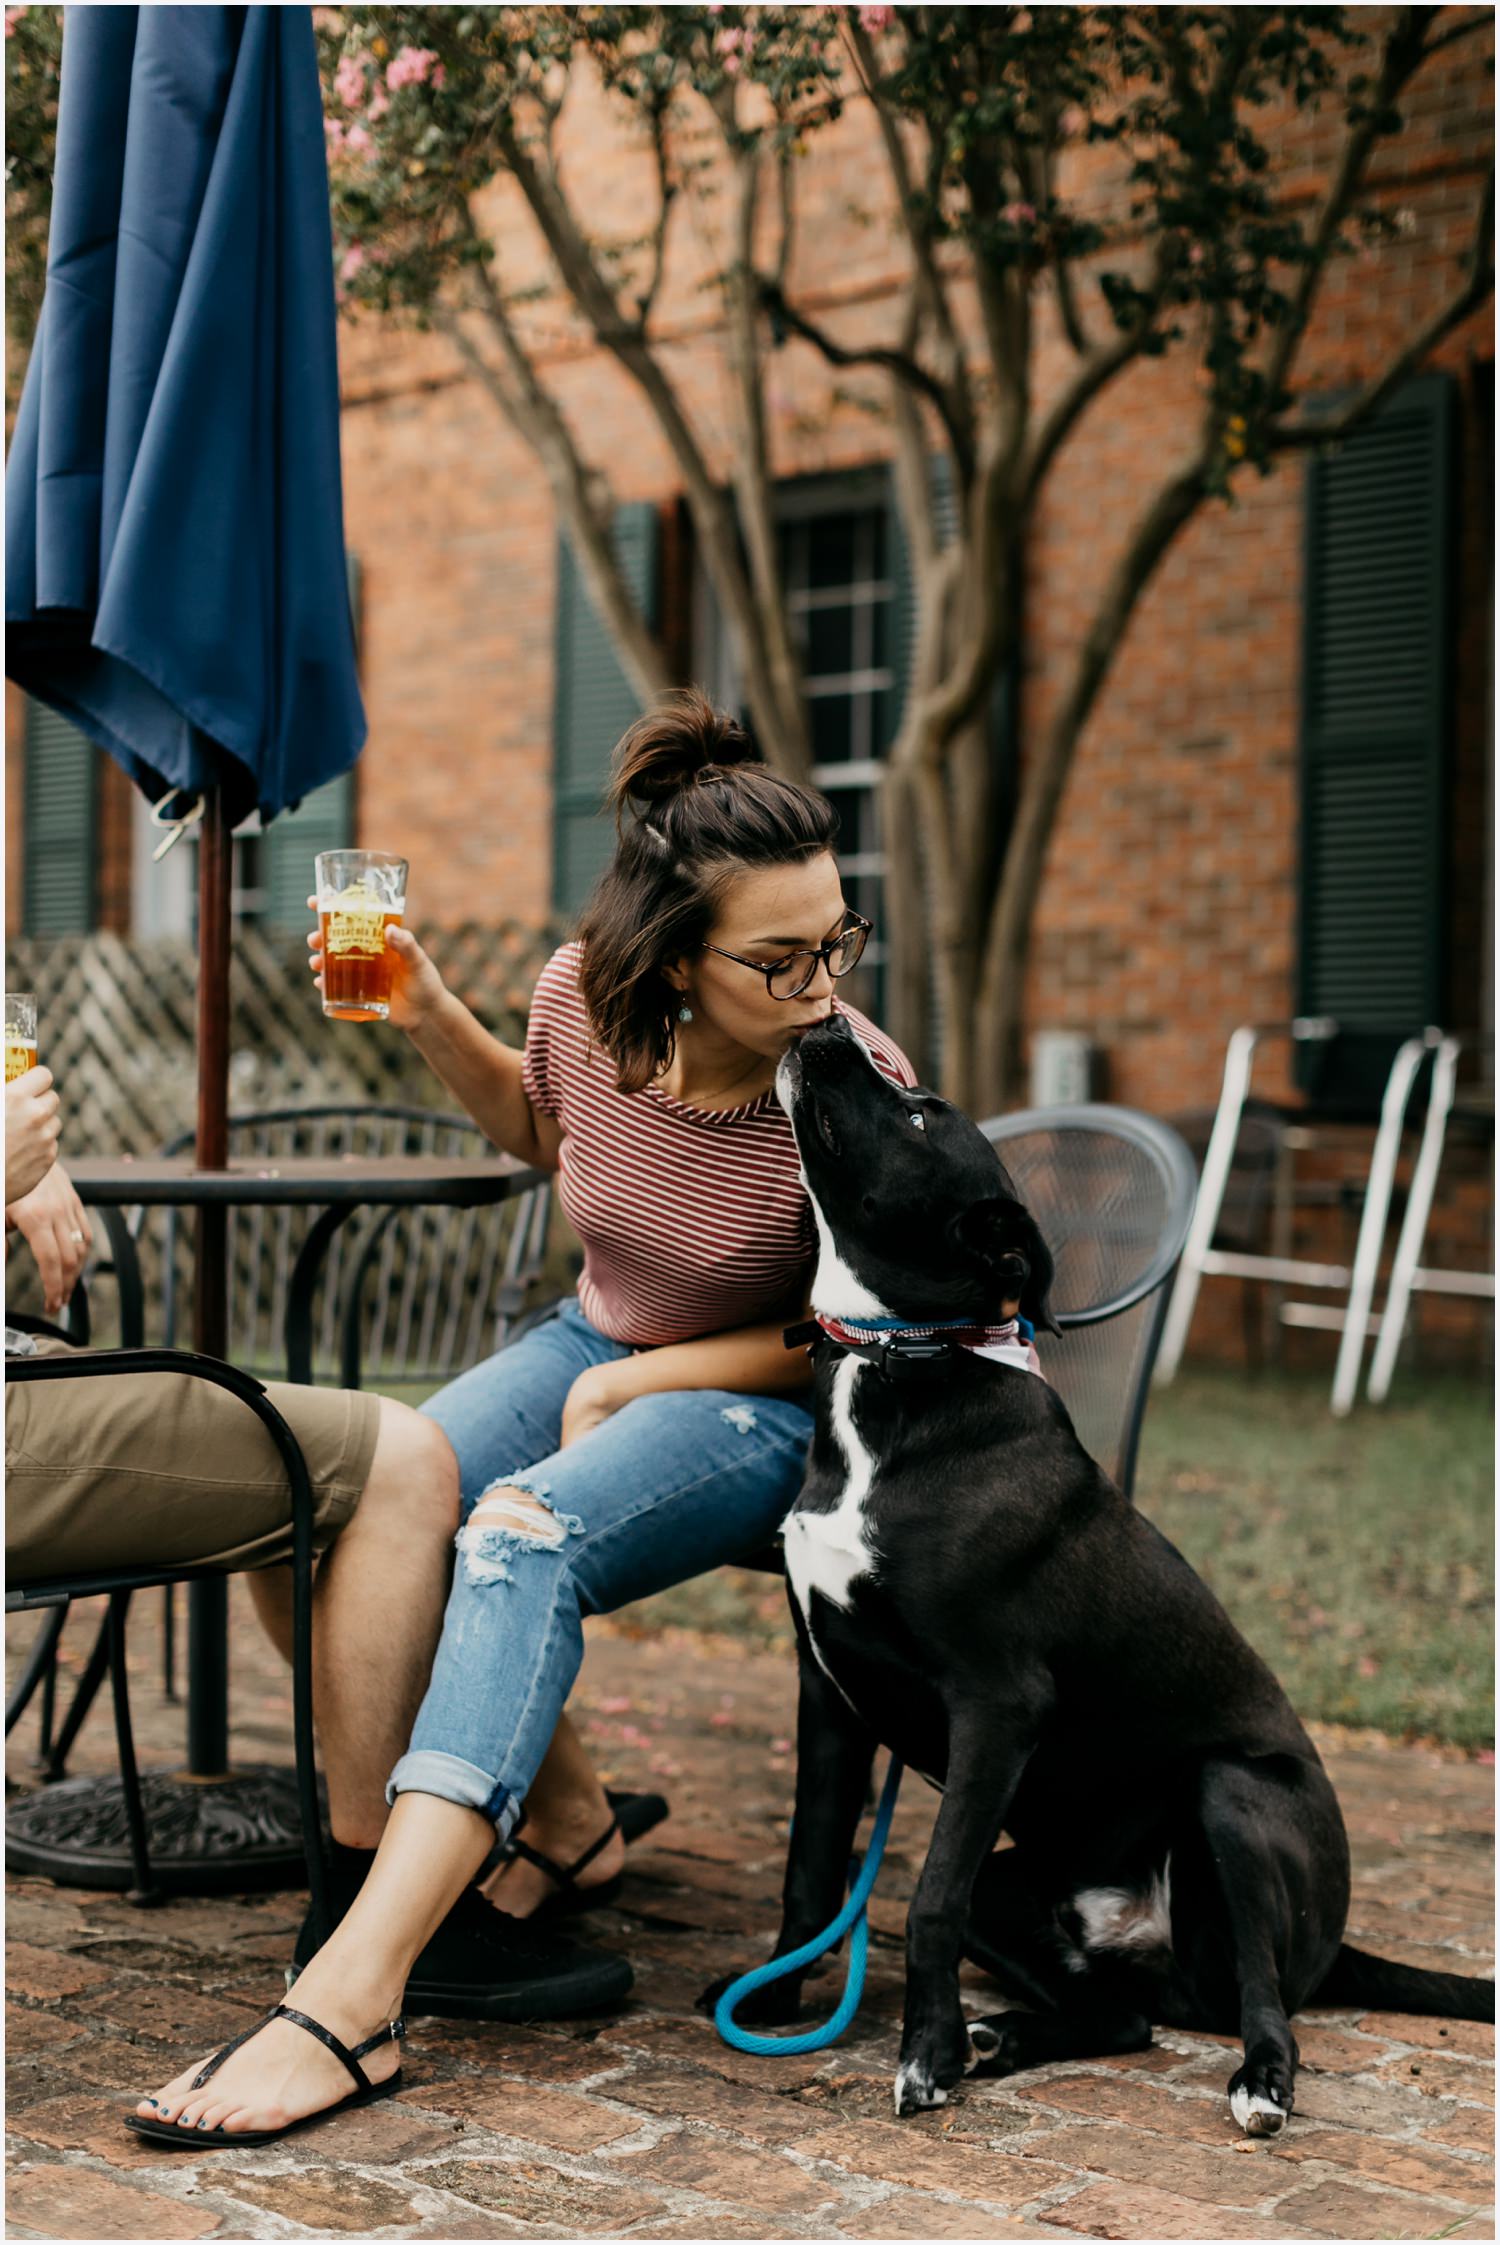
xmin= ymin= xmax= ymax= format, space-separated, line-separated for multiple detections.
xmin=493 ymin=1811 xmax=625 ymax=1919
xmin=124 ymin=2002 xmax=405 ymax=2150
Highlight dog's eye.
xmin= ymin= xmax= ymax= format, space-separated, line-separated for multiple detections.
xmin=908 ymin=1111 xmax=926 ymax=1132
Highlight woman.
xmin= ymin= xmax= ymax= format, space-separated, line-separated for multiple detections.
xmin=132 ymin=690 xmax=916 ymax=2145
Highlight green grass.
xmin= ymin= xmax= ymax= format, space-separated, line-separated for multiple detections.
xmin=605 ymin=1368 xmax=1495 ymax=1751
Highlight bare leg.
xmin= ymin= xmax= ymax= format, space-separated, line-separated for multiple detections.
xmin=478 ymin=1705 xmax=625 ymax=1916
xmin=138 ymin=1793 xmax=491 ymax=2136
xmin=243 ymin=1399 xmax=461 ymax=1848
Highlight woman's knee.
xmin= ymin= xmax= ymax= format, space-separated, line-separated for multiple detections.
xmin=365 ymin=1397 xmax=461 ymax=1536
xmin=456 ymin=1476 xmax=584 ymax=1588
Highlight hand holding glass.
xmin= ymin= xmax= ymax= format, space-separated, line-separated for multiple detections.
xmin=314 ymin=852 xmax=407 ymax=1022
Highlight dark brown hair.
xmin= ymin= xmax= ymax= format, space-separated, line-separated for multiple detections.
xmin=576 ymin=687 xmax=839 ymax=1094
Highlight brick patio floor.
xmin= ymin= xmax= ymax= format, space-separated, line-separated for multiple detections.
xmin=6 ymin=1589 xmax=1494 ymax=2242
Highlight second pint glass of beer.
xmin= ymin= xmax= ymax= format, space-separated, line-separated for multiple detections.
xmin=5 ymin=992 xmax=37 ymax=1081
xmin=315 ymin=852 xmax=407 ymax=1022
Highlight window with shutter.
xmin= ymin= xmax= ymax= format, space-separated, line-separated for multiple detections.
xmin=1297 ymin=373 xmax=1457 ymax=1110
xmin=23 ymin=697 xmax=98 ymax=934
xmin=552 ymin=504 xmax=661 ymax=918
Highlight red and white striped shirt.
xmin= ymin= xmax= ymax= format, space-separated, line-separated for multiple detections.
xmin=521 ymin=941 xmax=918 ymax=1348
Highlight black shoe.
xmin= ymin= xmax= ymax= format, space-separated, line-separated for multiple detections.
xmin=291 ymin=1875 xmax=633 ymax=2022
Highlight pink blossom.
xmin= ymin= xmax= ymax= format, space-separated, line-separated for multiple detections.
xmin=333 ymin=52 xmax=366 ymax=107
xmin=858 ymin=4 xmax=895 ymax=31
xmin=716 ymin=24 xmax=744 ymax=52
xmin=1058 ymin=102 xmax=1085 ymax=138
xmin=324 ymin=115 xmax=346 ymax=151
xmin=366 ymin=86 xmax=389 ymax=121
xmin=340 ymin=243 xmax=366 ymax=281
xmin=431 ymin=61 xmax=446 ymax=89
xmin=4 ymin=5 xmax=30 ymax=30
xmin=721 ymin=52 xmax=741 ymax=75
xmin=1000 ymin=200 xmax=1036 ymax=225
xmin=344 ymin=122 xmax=373 ymax=157
xmin=311 ymin=7 xmax=342 ymax=29
xmin=386 ymin=43 xmax=441 ymax=91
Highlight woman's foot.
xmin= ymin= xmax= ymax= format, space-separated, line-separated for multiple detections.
xmin=134 ymin=1960 xmax=402 ymax=2138
xmin=482 ymin=1802 xmax=626 ymax=1918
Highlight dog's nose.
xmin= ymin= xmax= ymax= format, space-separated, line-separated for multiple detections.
xmin=795 ymin=1013 xmax=853 ymax=1057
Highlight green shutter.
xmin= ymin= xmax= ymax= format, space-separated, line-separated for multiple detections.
xmin=552 ymin=503 xmax=660 ymax=917
xmin=1297 ymin=373 xmax=1456 ymax=1108
xmin=262 ymin=769 xmax=356 ymax=930
xmin=23 ymin=698 xmax=97 ymax=934
xmin=261 ymin=553 xmax=361 ymax=929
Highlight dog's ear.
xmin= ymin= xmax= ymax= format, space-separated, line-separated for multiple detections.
xmin=953 ymin=1197 xmax=1062 ymax=1337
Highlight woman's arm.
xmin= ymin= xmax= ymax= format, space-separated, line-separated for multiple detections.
xmin=306 ymin=915 xmax=560 ymax=1171
xmin=560 ymin=1289 xmax=814 ymax=1444
xmin=404 ymin=980 xmax=562 ymax=1173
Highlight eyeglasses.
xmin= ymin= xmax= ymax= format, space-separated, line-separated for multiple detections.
xmin=701 ymin=911 xmax=873 ymax=1001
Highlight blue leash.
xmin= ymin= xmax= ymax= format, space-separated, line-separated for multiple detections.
xmin=715 ymin=1755 xmax=904 ymax=2055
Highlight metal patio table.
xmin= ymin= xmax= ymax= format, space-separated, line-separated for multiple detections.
xmin=7 ymin=1149 xmax=547 ymax=1896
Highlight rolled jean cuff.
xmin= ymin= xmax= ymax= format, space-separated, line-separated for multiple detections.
xmin=386 ymin=1749 xmax=519 ymax=1840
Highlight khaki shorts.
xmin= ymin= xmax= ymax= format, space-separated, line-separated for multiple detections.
xmin=5 ymin=1340 xmax=382 ymax=1585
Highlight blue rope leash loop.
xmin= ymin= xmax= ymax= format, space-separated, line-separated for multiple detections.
xmin=715 ymin=1755 xmax=904 ymax=2056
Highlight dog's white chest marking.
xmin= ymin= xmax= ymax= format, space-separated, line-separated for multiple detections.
xmin=785 ymin=1355 xmax=879 ymax=1618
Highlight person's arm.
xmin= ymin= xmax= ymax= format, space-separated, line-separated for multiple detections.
xmin=404 ymin=978 xmax=562 ymax=1174
xmin=4 ymin=1068 xmax=60 ymax=1208
xmin=306 ymin=913 xmax=559 ymax=1171
xmin=560 ymin=1285 xmax=815 ymax=1445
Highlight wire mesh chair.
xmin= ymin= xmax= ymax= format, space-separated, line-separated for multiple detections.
xmin=979 ymin=1104 xmax=1199 ymax=1500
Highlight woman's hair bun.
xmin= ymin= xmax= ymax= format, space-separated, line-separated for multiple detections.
xmin=608 ymin=687 xmax=757 ymax=822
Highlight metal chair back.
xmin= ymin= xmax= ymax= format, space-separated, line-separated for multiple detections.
xmin=152 ymin=1105 xmax=551 ymax=1385
xmin=979 ymin=1104 xmax=1198 ymax=1499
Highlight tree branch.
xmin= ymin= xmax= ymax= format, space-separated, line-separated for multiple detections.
xmin=975 ymin=444 xmax=1216 ymax=1094
xmin=1262 ymin=7 xmax=1436 ymax=408
xmin=1020 ymin=233 xmax=1182 ymax=509
xmin=437 ymin=236 xmax=670 ymax=706
xmin=493 ymin=109 xmax=810 ymax=772
xmin=1268 ymin=168 xmax=1494 ymax=450
xmin=758 ymin=280 xmax=974 ymax=482
xmin=842 ymin=14 xmax=975 ymax=455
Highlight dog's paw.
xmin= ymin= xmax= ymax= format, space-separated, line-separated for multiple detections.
xmin=893 ymin=2058 xmax=950 ymax=2116
xmin=697 ymin=1971 xmax=803 ymax=2027
xmin=1228 ymin=2051 xmax=1295 ymax=2137
xmin=964 ymin=2014 xmax=1026 ymax=2079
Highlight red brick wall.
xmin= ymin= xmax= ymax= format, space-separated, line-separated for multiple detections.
xmin=325 ymin=24 xmax=1492 ymax=1371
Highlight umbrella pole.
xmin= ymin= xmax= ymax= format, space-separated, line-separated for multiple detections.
xmin=188 ymin=784 xmax=233 ymax=1778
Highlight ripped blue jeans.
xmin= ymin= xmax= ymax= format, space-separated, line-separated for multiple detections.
xmin=391 ymin=1298 xmax=813 ymax=1837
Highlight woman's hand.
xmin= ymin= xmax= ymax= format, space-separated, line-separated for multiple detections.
xmin=7 ymin=1159 xmax=92 ymax=1315
xmin=4 ymin=1067 xmax=61 ymax=1209
xmin=560 ymin=1362 xmax=637 ymax=1450
xmin=306 ymin=900 xmax=447 ymax=1033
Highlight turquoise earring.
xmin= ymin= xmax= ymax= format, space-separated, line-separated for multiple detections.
xmin=678 ymin=1003 xmax=693 ymax=1023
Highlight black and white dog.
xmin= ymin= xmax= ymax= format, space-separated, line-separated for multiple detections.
xmin=708 ymin=1014 xmax=1493 ymax=2130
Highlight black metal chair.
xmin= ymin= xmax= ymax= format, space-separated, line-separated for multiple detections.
xmin=4 ymin=1346 xmax=331 ymax=1938
xmin=978 ymin=1103 xmax=1199 ymax=1500
xmin=151 ymin=1104 xmax=554 ymax=1387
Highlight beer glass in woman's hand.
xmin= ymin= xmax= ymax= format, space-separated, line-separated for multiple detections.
xmin=307 ymin=872 xmax=445 ymax=1034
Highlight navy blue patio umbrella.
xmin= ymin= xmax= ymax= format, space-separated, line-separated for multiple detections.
xmin=5 ymin=6 xmax=362 ymax=1825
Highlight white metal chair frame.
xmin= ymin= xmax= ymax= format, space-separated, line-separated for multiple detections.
xmin=1156 ymin=1019 xmax=1494 ymax=1413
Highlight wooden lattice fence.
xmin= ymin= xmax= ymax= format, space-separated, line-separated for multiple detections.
xmin=4 ymin=921 xmax=574 ymax=1368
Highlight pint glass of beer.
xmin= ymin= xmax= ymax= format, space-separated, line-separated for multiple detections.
xmin=5 ymin=993 xmax=37 ymax=1082
xmin=315 ymin=852 xmax=408 ymax=1022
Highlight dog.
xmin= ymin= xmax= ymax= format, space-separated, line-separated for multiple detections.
xmin=705 ymin=1014 xmax=1493 ymax=2131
